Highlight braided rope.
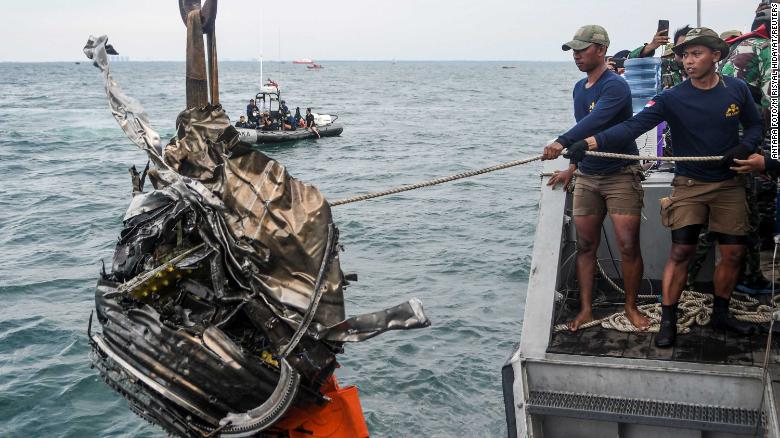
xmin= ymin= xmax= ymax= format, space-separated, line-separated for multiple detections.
xmin=597 ymin=262 xmax=657 ymax=301
xmin=333 ymin=148 xmax=771 ymax=331
xmin=330 ymin=151 xmax=724 ymax=207
xmin=585 ymin=151 xmax=723 ymax=162
xmin=554 ymin=270 xmax=778 ymax=333
xmin=329 ymin=154 xmax=543 ymax=206
xmin=553 ymin=261 xmax=773 ymax=332
xmin=552 ymin=291 xmax=775 ymax=333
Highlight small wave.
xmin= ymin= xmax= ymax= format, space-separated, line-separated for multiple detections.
xmin=21 ymin=95 xmax=50 ymax=101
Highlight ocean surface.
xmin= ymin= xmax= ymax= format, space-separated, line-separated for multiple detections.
xmin=0 ymin=60 xmax=581 ymax=437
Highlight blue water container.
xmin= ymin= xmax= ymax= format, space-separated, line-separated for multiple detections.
xmin=624 ymin=57 xmax=661 ymax=113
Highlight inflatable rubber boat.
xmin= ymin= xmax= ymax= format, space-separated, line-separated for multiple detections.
xmin=242 ymin=85 xmax=343 ymax=144
xmin=237 ymin=122 xmax=343 ymax=144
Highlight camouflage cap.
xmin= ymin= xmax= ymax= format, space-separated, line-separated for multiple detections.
xmin=719 ymin=29 xmax=742 ymax=40
xmin=562 ymin=25 xmax=610 ymax=51
xmin=672 ymin=27 xmax=730 ymax=60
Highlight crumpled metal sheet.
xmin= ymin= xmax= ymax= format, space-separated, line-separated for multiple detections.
xmin=85 ymin=35 xmax=430 ymax=342
xmin=161 ymin=107 xmax=347 ymax=328
xmin=321 ymin=298 xmax=430 ymax=342
xmin=93 ymin=284 xmax=282 ymax=420
xmin=83 ymin=35 xmax=165 ymax=166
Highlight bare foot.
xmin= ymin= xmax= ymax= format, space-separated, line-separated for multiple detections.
xmin=568 ymin=309 xmax=593 ymax=332
xmin=625 ymin=307 xmax=651 ymax=330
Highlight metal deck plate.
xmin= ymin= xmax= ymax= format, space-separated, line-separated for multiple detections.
xmin=527 ymin=390 xmax=764 ymax=434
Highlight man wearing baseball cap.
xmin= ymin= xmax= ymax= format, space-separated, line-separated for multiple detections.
xmin=569 ymin=27 xmax=764 ymax=347
xmin=542 ymin=25 xmax=649 ymax=332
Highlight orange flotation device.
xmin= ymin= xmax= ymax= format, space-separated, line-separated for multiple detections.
xmin=273 ymin=376 xmax=370 ymax=437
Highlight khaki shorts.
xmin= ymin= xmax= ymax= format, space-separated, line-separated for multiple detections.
xmin=572 ymin=165 xmax=644 ymax=217
xmin=659 ymin=175 xmax=750 ymax=235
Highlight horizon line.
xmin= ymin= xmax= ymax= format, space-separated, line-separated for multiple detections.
xmin=0 ymin=59 xmax=571 ymax=64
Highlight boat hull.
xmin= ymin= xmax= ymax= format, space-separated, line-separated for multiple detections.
xmin=236 ymin=124 xmax=343 ymax=144
xmin=503 ymin=158 xmax=780 ymax=438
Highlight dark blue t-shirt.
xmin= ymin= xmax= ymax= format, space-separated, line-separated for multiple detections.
xmin=595 ymin=76 xmax=763 ymax=182
xmin=247 ymin=104 xmax=258 ymax=118
xmin=557 ymin=70 xmax=638 ymax=175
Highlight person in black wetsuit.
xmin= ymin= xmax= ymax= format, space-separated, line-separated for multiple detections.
xmin=260 ymin=117 xmax=279 ymax=131
xmin=294 ymin=107 xmax=304 ymax=127
xmin=235 ymin=115 xmax=250 ymax=128
xmin=279 ymin=100 xmax=295 ymax=129
xmin=246 ymin=99 xmax=260 ymax=125
xmin=575 ymin=28 xmax=764 ymax=347
xmin=305 ymin=108 xmax=320 ymax=138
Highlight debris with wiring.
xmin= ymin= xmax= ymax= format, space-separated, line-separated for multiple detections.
xmin=82 ymin=3 xmax=429 ymax=436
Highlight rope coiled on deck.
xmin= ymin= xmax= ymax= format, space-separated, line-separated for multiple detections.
xmin=553 ymin=291 xmax=777 ymax=333
xmin=552 ymin=260 xmax=779 ymax=333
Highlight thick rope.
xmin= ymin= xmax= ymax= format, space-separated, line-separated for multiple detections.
xmin=585 ymin=151 xmax=722 ymax=162
xmin=553 ymin=291 xmax=777 ymax=333
xmin=553 ymin=260 xmax=778 ymax=333
xmin=330 ymin=154 xmax=543 ymax=206
xmin=333 ymin=148 xmax=774 ymax=333
xmin=330 ymin=151 xmax=724 ymax=207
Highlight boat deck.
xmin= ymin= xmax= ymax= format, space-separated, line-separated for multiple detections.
xmin=548 ymin=278 xmax=779 ymax=367
xmin=506 ymin=167 xmax=780 ymax=437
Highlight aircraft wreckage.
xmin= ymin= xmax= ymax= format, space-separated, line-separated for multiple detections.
xmin=83 ymin=1 xmax=430 ymax=436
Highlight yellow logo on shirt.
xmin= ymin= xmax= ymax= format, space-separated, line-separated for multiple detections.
xmin=725 ymin=103 xmax=740 ymax=117
xmin=589 ymin=101 xmax=596 ymax=112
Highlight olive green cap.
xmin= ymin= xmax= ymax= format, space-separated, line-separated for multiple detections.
xmin=672 ymin=27 xmax=730 ymax=60
xmin=562 ymin=25 xmax=610 ymax=51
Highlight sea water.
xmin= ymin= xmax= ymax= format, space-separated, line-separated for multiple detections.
xmin=0 ymin=60 xmax=580 ymax=437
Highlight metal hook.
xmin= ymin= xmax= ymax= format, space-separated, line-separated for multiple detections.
xmin=179 ymin=0 xmax=217 ymax=34
xmin=180 ymin=0 xmax=220 ymax=106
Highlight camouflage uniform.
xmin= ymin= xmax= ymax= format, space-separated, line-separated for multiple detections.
xmin=660 ymin=59 xmax=684 ymax=89
xmin=659 ymin=56 xmax=683 ymax=157
xmin=721 ymin=36 xmax=771 ymax=123
xmin=627 ymin=45 xmax=646 ymax=59
xmin=689 ymin=34 xmax=775 ymax=287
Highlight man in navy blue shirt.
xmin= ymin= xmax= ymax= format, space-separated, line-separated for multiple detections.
xmin=246 ymin=99 xmax=260 ymax=125
xmin=573 ymin=28 xmax=763 ymax=347
xmin=542 ymin=25 xmax=650 ymax=332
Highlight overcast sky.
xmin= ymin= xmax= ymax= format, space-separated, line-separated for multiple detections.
xmin=0 ymin=0 xmax=762 ymax=62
